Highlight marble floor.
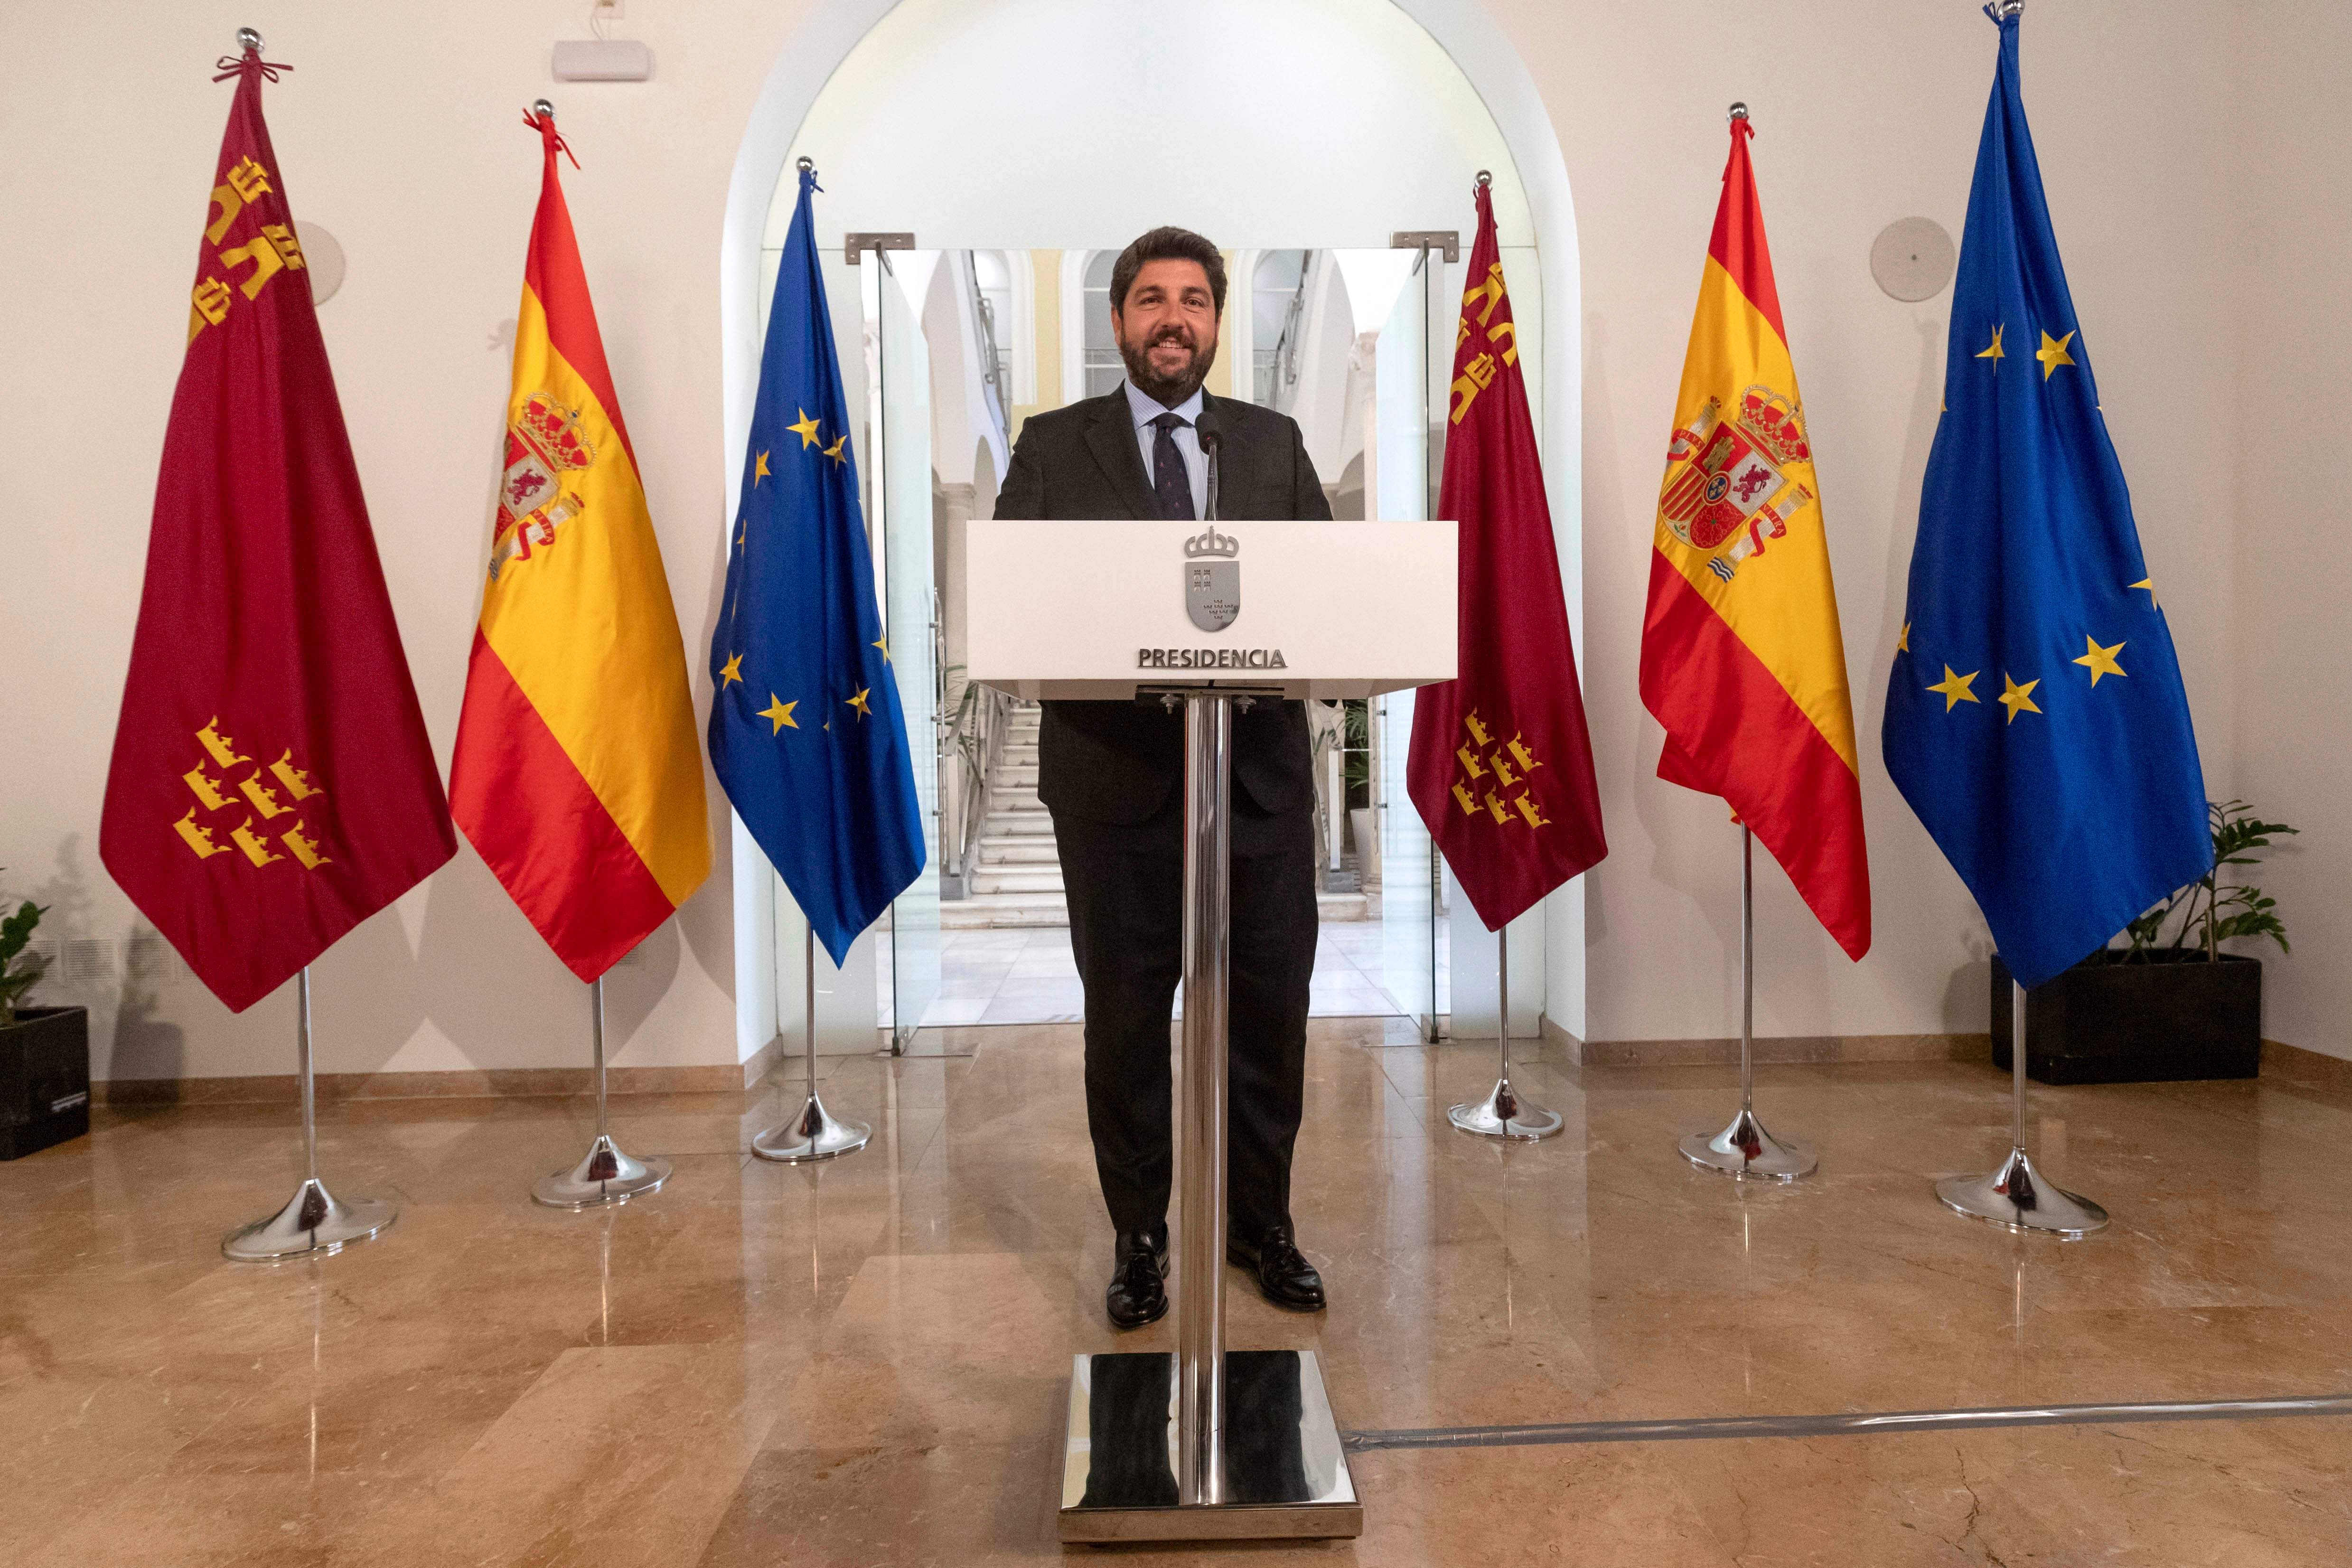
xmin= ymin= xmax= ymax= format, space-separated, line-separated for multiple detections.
xmin=881 ymin=918 xmax=1437 ymax=1028
xmin=7 ymin=1026 xmax=2352 ymax=1565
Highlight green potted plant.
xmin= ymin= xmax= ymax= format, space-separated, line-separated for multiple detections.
xmin=1993 ymin=801 xmax=2296 ymax=1084
xmin=0 ymin=886 xmax=91 ymax=1159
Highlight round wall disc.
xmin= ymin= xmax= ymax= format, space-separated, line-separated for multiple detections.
xmin=298 ymin=220 xmax=347 ymax=306
xmin=1870 ymin=216 xmax=1955 ymax=302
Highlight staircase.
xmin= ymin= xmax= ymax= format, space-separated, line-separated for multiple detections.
xmin=944 ymin=703 xmax=1068 ymax=928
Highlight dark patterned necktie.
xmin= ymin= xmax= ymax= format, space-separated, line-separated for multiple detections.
xmin=1149 ymin=412 xmax=1195 ymax=521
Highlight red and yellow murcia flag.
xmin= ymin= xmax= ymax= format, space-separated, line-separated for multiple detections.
xmin=448 ymin=112 xmax=709 ymax=980
xmin=1405 ymin=181 xmax=1607 ymax=930
xmin=99 ymin=49 xmax=456 ymax=1012
xmin=1640 ymin=116 xmax=1871 ymax=958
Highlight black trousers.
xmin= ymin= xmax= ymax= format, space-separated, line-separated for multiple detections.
xmin=1053 ymin=796 xmax=1318 ymax=1242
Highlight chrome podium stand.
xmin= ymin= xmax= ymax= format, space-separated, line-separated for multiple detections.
xmin=1937 ymin=980 xmax=2108 ymax=1236
xmin=1678 ymin=826 xmax=1817 ymax=1180
xmin=223 ymin=967 xmax=399 ymax=1261
xmin=1056 ymin=689 xmax=1361 ymax=1544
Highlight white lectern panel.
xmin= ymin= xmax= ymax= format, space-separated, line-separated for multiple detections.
xmin=964 ymin=519 xmax=1456 ymax=700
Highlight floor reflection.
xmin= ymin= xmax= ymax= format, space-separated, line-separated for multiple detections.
xmin=6 ymin=1025 xmax=2352 ymax=1564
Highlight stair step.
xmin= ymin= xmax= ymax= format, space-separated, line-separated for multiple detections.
xmin=979 ymin=838 xmax=1062 ymax=864
xmin=973 ymin=868 xmax=1066 ymax=895
xmin=1316 ymin=892 xmax=1371 ymax=922
xmin=995 ymin=788 xmax=1042 ymax=812
xmin=942 ymin=908 xmax=1068 ymax=930
xmin=987 ymin=809 xmax=1057 ymax=836
xmin=941 ymin=891 xmax=1069 ymax=930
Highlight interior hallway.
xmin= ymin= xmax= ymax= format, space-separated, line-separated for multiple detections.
xmin=6 ymin=1028 xmax=2351 ymax=1564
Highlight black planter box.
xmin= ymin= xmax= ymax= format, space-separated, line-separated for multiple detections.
xmin=1992 ymin=951 xmax=2261 ymax=1085
xmin=0 ymin=1005 xmax=91 ymax=1160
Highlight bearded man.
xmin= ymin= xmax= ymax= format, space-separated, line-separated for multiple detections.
xmin=992 ymin=226 xmax=1332 ymax=1329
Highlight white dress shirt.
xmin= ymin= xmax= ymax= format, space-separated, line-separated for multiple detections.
xmin=1123 ymin=380 xmax=1208 ymax=519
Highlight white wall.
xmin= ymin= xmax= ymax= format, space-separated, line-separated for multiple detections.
xmin=2229 ymin=1 xmax=2352 ymax=1059
xmin=5 ymin=0 xmax=2337 ymax=1080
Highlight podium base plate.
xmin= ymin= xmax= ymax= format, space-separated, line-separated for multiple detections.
xmin=1057 ymin=1349 xmax=1361 ymax=1542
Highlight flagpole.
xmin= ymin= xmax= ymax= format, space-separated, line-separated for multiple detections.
xmin=1447 ymin=925 xmax=1561 ymax=1139
xmin=1935 ymin=980 xmax=2108 ymax=1235
xmin=534 ymin=975 xmax=673 ymax=1207
xmin=751 ymin=921 xmax=871 ymax=1162
xmin=222 ymin=966 xmax=400 ymax=1260
xmin=1678 ymin=826 xmax=1817 ymax=1179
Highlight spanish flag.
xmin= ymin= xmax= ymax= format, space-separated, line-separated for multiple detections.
xmin=448 ymin=111 xmax=709 ymax=979
xmin=1640 ymin=111 xmax=1870 ymax=959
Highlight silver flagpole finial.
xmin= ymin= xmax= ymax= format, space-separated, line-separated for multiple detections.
xmin=235 ymin=26 xmax=263 ymax=51
xmin=533 ymin=98 xmax=556 ymax=120
xmin=797 ymin=156 xmax=815 ymax=173
xmin=1728 ymin=101 xmax=1750 ymax=123
xmin=1992 ymin=0 xmax=2024 ymax=17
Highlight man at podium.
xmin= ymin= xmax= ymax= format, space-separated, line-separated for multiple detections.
xmin=994 ymin=226 xmax=1332 ymax=1329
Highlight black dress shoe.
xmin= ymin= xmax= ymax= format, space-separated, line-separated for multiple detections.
xmin=1227 ymin=1223 xmax=1326 ymax=1311
xmin=1106 ymin=1224 xmax=1169 ymax=1329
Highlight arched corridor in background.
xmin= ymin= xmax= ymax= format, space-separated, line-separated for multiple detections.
xmin=726 ymin=0 xmax=1581 ymax=1051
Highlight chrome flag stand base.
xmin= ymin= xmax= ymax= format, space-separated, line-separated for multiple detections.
xmin=1058 ymin=690 xmax=1359 ymax=1543
xmin=534 ymin=977 xmax=671 ymax=1208
xmin=752 ymin=926 xmax=870 ymax=1164
xmin=751 ymin=1091 xmax=871 ymax=1163
xmin=224 ymin=968 xmax=400 ymax=1261
xmin=1678 ymin=827 xmax=1817 ymax=1181
xmin=224 ymin=1177 xmax=397 ymax=1263
xmin=534 ymin=1133 xmax=670 ymax=1209
xmin=1938 ymin=981 xmax=2108 ymax=1237
xmin=1449 ymin=930 xmax=1561 ymax=1139
xmin=1681 ymin=1106 xmax=1816 ymax=1182
xmin=1937 ymin=1149 xmax=2109 ymax=1238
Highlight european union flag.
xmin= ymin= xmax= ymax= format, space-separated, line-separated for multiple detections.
xmin=1883 ymin=8 xmax=2210 ymax=992
xmin=709 ymin=167 xmax=924 ymax=965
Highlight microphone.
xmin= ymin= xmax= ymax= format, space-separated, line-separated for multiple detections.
xmin=1195 ymin=411 xmax=1223 ymax=522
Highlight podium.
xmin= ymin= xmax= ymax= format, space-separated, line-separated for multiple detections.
xmin=966 ymin=516 xmax=1456 ymax=1543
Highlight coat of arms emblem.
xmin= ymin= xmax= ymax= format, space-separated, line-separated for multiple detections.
xmin=488 ymin=391 xmax=596 ymax=582
xmin=1184 ymin=525 xmax=1240 ymax=632
xmin=1659 ymin=385 xmax=1815 ymax=581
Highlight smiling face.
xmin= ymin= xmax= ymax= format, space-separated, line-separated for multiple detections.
xmin=1113 ymin=258 xmax=1220 ymax=407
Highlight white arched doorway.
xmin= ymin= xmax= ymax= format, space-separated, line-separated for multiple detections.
xmin=720 ymin=0 xmax=1586 ymax=1061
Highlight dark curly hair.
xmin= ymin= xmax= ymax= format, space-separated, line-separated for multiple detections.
xmin=1109 ymin=227 xmax=1228 ymax=318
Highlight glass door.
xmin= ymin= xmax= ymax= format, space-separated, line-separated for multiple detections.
xmin=1374 ymin=247 xmax=1441 ymax=1039
xmin=866 ymin=253 xmax=941 ymax=1045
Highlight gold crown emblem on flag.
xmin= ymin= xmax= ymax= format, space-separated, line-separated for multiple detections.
xmin=1183 ymin=525 xmax=1239 ymax=559
xmin=513 ymin=392 xmax=596 ymax=472
xmin=1735 ymin=386 xmax=1810 ymax=467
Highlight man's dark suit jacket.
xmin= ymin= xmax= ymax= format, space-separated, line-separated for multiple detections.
xmin=990 ymin=385 xmax=1331 ymax=827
